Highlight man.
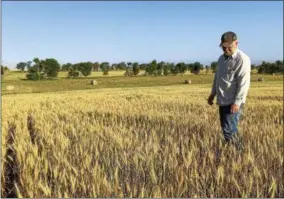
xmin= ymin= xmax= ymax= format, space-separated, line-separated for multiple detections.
xmin=208 ymin=31 xmax=251 ymax=147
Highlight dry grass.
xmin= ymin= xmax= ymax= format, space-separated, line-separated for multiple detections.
xmin=1 ymin=83 xmax=283 ymax=197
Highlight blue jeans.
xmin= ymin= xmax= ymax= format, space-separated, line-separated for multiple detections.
xmin=219 ymin=103 xmax=244 ymax=142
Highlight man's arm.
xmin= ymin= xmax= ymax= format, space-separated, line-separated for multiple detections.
xmin=233 ymin=56 xmax=251 ymax=106
xmin=210 ymin=68 xmax=218 ymax=96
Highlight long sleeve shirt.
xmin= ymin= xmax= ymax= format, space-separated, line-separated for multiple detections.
xmin=211 ymin=48 xmax=251 ymax=106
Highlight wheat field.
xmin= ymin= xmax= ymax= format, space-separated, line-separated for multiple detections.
xmin=1 ymin=83 xmax=283 ymax=198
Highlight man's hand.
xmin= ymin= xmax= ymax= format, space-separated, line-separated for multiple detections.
xmin=207 ymin=94 xmax=215 ymax=105
xmin=230 ymin=104 xmax=240 ymax=113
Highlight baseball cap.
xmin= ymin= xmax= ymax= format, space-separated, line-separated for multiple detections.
xmin=220 ymin=31 xmax=238 ymax=47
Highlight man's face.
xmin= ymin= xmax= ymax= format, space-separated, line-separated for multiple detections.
xmin=221 ymin=41 xmax=238 ymax=57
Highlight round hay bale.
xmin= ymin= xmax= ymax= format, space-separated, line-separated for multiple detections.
xmin=91 ymin=80 xmax=98 ymax=85
xmin=272 ymin=73 xmax=275 ymax=76
xmin=184 ymin=79 xmax=192 ymax=84
xmin=258 ymin=77 xmax=265 ymax=82
xmin=6 ymin=85 xmax=15 ymax=91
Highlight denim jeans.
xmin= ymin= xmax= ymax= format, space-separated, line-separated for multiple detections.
xmin=219 ymin=103 xmax=244 ymax=143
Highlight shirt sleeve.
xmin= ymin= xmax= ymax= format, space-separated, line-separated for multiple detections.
xmin=234 ymin=56 xmax=251 ymax=106
xmin=210 ymin=71 xmax=217 ymax=96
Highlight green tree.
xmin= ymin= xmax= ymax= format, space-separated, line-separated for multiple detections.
xmin=61 ymin=63 xmax=72 ymax=71
xmin=26 ymin=61 xmax=32 ymax=70
xmin=132 ymin=62 xmax=140 ymax=75
xmin=210 ymin=61 xmax=218 ymax=73
xmin=191 ymin=62 xmax=202 ymax=74
xmin=176 ymin=62 xmax=187 ymax=74
xmin=78 ymin=62 xmax=93 ymax=76
xmin=146 ymin=60 xmax=157 ymax=75
xmin=100 ymin=62 xmax=109 ymax=75
xmin=93 ymin=62 xmax=100 ymax=71
xmin=42 ymin=58 xmax=61 ymax=78
xmin=170 ymin=63 xmax=178 ymax=75
xmin=157 ymin=61 xmax=165 ymax=75
xmin=163 ymin=62 xmax=171 ymax=76
xmin=117 ymin=62 xmax=127 ymax=70
xmin=16 ymin=62 xmax=27 ymax=71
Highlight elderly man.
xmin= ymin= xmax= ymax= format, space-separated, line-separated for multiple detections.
xmin=208 ymin=31 xmax=251 ymax=147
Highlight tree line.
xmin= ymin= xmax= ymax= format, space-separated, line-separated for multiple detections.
xmin=1 ymin=58 xmax=283 ymax=80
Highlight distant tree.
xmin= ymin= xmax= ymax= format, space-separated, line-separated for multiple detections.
xmin=93 ymin=62 xmax=100 ymax=71
xmin=163 ymin=62 xmax=171 ymax=76
xmin=26 ymin=58 xmax=44 ymax=80
xmin=42 ymin=58 xmax=61 ymax=78
xmin=26 ymin=61 xmax=32 ymax=70
xmin=127 ymin=62 xmax=132 ymax=68
xmin=146 ymin=60 xmax=157 ymax=75
xmin=1 ymin=65 xmax=4 ymax=75
xmin=16 ymin=62 xmax=27 ymax=71
xmin=192 ymin=62 xmax=202 ymax=74
xmin=210 ymin=61 xmax=218 ymax=73
xmin=61 ymin=63 xmax=72 ymax=71
xmin=157 ymin=61 xmax=165 ymax=75
xmin=100 ymin=62 xmax=109 ymax=75
xmin=251 ymin=64 xmax=256 ymax=70
xmin=72 ymin=62 xmax=93 ymax=77
xmin=176 ymin=62 xmax=187 ymax=74
xmin=132 ymin=62 xmax=140 ymax=75
xmin=205 ymin=65 xmax=209 ymax=75
xmin=117 ymin=62 xmax=127 ymax=70
xmin=26 ymin=58 xmax=60 ymax=80
xmin=170 ymin=63 xmax=178 ymax=75
xmin=68 ymin=66 xmax=80 ymax=78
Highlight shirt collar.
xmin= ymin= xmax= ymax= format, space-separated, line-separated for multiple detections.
xmin=223 ymin=48 xmax=239 ymax=60
xmin=231 ymin=48 xmax=239 ymax=59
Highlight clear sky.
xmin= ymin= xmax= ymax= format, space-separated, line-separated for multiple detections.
xmin=2 ymin=1 xmax=283 ymax=68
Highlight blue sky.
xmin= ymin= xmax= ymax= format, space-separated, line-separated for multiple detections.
xmin=2 ymin=1 xmax=283 ymax=68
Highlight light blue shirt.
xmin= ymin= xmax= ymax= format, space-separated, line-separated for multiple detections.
xmin=211 ymin=48 xmax=251 ymax=106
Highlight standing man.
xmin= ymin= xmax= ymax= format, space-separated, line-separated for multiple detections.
xmin=208 ymin=31 xmax=251 ymax=147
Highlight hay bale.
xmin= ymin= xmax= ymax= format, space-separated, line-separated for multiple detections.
xmin=258 ymin=77 xmax=265 ymax=82
xmin=91 ymin=80 xmax=98 ymax=85
xmin=272 ymin=73 xmax=275 ymax=76
xmin=184 ymin=79 xmax=192 ymax=84
xmin=6 ymin=85 xmax=15 ymax=91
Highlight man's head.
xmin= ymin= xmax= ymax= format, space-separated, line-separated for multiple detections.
xmin=219 ymin=31 xmax=238 ymax=57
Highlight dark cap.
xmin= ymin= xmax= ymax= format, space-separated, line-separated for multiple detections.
xmin=220 ymin=31 xmax=238 ymax=47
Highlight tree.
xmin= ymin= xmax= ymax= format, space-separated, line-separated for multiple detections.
xmin=117 ymin=62 xmax=126 ymax=70
xmin=61 ymin=63 xmax=72 ymax=71
xmin=146 ymin=60 xmax=157 ymax=75
xmin=68 ymin=66 xmax=80 ymax=78
xmin=205 ymin=65 xmax=209 ymax=75
xmin=72 ymin=62 xmax=93 ymax=77
xmin=163 ymin=62 xmax=171 ymax=76
xmin=170 ymin=63 xmax=178 ymax=75
xmin=210 ymin=61 xmax=218 ymax=73
xmin=42 ymin=58 xmax=61 ymax=78
xmin=26 ymin=61 xmax=32 ymax=70
xmin=127 ymin=62 xmax=132 ymax=68
xmin=27 ymin=58 xmax=60 ymax=80
xmin=157 ymin=61 xmax=165 ymax=75
xmin=26 ymin=58 xmax=44 ymax=80
xmin=100 ymin=62 xmax=109 ymax=75
xmin=93 ymin=62 xmax=100 ymax=71
xmin=132 ymin=62 xmax=140 ymax=75
xmin=191 ymin=62 xmax=202 ymax=74
xmin=176 ymin=62 xmax=187 ymax=74
xmin=16 ymin=62 xmax=27 ymax=71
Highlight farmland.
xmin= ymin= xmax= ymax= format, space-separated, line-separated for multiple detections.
xmin=1 ymin=71 xmax=283 ymax=197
